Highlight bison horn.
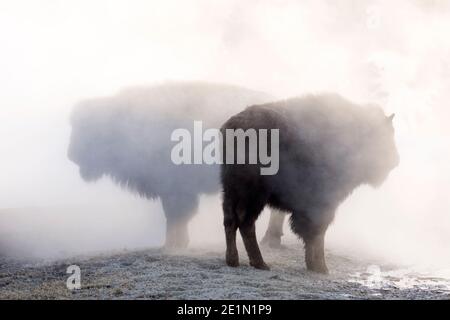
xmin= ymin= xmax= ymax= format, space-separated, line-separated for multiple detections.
xmin=387 ymin=113 xmax=395 ymax=121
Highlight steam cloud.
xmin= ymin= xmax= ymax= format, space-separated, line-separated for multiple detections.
xmin=0 ymin=0 xmax=449 ymax=274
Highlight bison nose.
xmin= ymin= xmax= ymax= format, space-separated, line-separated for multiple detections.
xmin=394 ymin=151 xmax=400 ymax=167
xmin=67 ymin=143 xmax=79 ymax=164
xmin=67 ymin=148 xmax=74 ymax=162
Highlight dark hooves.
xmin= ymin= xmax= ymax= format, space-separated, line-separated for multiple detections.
xmin=226 ymin=254 xmax=240 ymax=268
xmin=250 ymin=261 xmax=270 ymax=270
xmin=226 ymin=261 xmax=240 ymax=268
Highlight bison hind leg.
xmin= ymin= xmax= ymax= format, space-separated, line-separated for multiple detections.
xmin=223 ymin=193 xmax=269 ymax=270
xmin=261 ymin=208 xmax=287 ymax=249
xmin=223 ymin=197 xmax=239 ymax=267
xmin=237 ymin=199 xmax=269 ymax=270
xmin=239 ymin=220 xmax=270 ymax=270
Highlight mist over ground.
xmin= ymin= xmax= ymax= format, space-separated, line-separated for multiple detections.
xmin=1 ymin=0 xmax=450 ymax=276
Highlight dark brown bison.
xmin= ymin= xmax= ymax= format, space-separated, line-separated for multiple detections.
xmin=68 ymin=82 xmax=275 ymax=248
xmin=221 ymin=94 xmax=399 ymax=273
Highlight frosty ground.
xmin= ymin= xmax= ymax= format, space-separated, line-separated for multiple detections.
xmin=1 ymin=242 xmax=450 ymax=300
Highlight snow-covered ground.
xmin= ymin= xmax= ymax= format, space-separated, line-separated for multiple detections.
xmin=1 ymin=242 xmax=450 ymax=300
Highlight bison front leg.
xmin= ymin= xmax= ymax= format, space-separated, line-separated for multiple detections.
xmin=165 ymin=218 xmax=189 ymax=249
xmin=161 ymin=194 xmax=198 ymax=249
xmin=261 ymin=208 xmax=286 ymax=248
xmin=291 ymin=214 xmax=330 ymax=274
xmin=304 ymin=232 xmax=328 ymax=274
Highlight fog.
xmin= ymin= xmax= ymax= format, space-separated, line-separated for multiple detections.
xmin=1 ymin=0 xmax=450 ymax=273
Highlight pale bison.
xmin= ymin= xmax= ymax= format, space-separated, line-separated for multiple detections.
xmin=221 ymin=94 xmax=399 ymax=273
xmin=68 ymin=82 xmax=274 ymax=248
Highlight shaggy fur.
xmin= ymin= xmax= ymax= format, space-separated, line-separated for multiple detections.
xmin=221 ymin=94 xmax=399 ymax=273
xmin=68 ymin=82 xmax=272 ymax=248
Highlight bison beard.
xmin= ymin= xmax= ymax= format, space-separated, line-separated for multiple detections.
xmin=220 ymin=94 xmax=399 ymax=273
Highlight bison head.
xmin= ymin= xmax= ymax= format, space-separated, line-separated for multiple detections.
xmin=359 ymin=109 xmax=400 ymax=188
xmin=68 ymin=98 xmax=122 ymax=182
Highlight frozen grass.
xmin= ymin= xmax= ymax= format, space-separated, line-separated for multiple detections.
xmin=1 ymin=243 xmax=449 ymax=300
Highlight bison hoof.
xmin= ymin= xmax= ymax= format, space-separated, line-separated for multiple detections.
xmin=226 ymin=253 xmax=239 ymax=268
xmin=163 ymin=236 xmax=189 ymax=251
xmin=307 ymin=264 xmax=329 ymax=274
xmin=226 ymin=259 xmax=240 ymax=268
xmin=250 ymin=261 xmax=270 ymax=270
